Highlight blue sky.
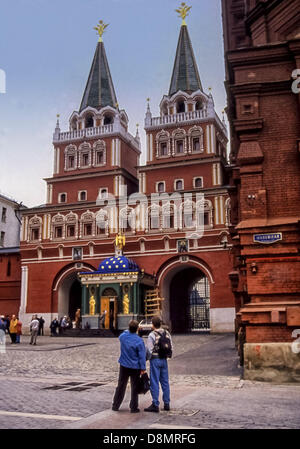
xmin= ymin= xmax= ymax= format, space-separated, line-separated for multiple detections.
xmin=0 ymin=0 xmax=227 ymax=207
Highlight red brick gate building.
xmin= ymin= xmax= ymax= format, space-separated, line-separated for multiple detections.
xmin=19 ymin=11 xmax=235 ymax=334
xmin=222 ymin=0 xmax=300 ymax=379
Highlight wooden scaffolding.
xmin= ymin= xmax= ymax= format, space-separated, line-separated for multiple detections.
xmin=144 ymin=288 xmax=164 ymax=320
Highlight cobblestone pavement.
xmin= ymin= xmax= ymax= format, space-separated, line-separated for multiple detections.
xmin=0 ymin=333 xmax=299 ymax=429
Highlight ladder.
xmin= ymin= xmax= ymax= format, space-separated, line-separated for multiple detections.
xmin=144 ymin=288 xmax=164 ymax=320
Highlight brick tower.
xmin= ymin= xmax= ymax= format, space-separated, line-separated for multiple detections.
xmin=222 ymin=0 xmax=300 ymax=381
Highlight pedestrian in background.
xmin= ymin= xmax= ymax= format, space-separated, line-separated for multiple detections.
xmin=38 ymin=316 xmax=45 ymax=336
xmin=16 ymin=318 xmax=22 ymax=344
xmin=9 ymin=315 xmax=18 ymax=344
xmin=30 ymin=315 xmax=40 ymax=345
xmin=4 ymin=315 xmax=10 ymax=335
xmin=0 ymin=316 xmax=6 ymax=353
xmin=112 ymin=320 xmax=146 ymax=413
xmin=50 ymin=318 xmax=59 ymax=336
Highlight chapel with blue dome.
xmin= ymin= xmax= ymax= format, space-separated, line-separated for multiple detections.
xmin=78 ymin=234 xmax=156 ymax=331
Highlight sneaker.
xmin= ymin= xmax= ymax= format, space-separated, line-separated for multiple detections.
xmin=130 ymin=409 xmax=140 ymax=413
xmin=144 ymin=404 xmax=159 ymax=413
xmin=112 ymin=406 xmax=119 ymax=411
xmin=164 ymin=404 xmax=170 ymax=411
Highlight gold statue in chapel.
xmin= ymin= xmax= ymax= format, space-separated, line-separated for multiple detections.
xmin=94 ymin=20 xmax=109 ymax=42
xmin=89 ymin=295 xmax=96 ymax=316
xmin=115 ymin=232 xmax=126 ymax=252
xmin=175 ymin=2 xmax=192 ymax=25
xmin=123 ymin=294 xmax=129 ymax=315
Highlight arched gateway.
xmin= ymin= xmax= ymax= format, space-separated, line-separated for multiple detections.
xmin=158 ymin=259 xmax=213 ymax=333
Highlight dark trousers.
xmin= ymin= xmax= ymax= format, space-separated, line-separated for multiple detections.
xmin=112 ymin=365 xmax=140 ymax=411
xmin=10 ymin=333 xmax=17 ymax=343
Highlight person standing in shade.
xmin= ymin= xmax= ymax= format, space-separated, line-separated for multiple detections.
xmin=144 ymin=316 xmax=173 ymax=413
xmin=50 ymin=317 xmax=59 ymax=336
xmin=16 ymin=318 xmax=22 ymax=344
xmin=99 ymin=310 xmax=107 ymax=329
xmin=112 ymin=320 xmax=146 ymax=413
xmin=30 ymin=315 xmax=40 ymax=345
xmin=0 ymin=316 xmax=6 ymax=353
xmin=38 ymin=316 xmax=45 ymax=336
xmin=9 ymin=315 xmax=18 ymax=344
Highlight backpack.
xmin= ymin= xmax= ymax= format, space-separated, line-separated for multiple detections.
xmin=154 ymin=330 xmax=172 ymax=359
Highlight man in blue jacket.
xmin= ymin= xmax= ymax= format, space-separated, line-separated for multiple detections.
xmin=112 ymin=320 xmax=146 ymax=413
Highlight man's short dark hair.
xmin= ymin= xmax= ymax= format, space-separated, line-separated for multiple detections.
xmin=129 ymin=320 xmax=139 ymax=333
xmin=152 ymin=316 xmax=162 ymax=329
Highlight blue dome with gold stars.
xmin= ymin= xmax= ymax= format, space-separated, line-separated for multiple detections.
xmin=97 ymin=255 xmax=140 ymax=274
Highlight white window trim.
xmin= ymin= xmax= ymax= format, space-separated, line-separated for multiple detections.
xmin=193 ymin=177 xmax=204 ymax=189
xmin=78 ymin=190 xmax=87 ymax=202
xmin=58 ymin=193 xmax=67 ymax=203
xmin=174 ymin=179 xmax=184 ymax=191
xmin=156 ymin=181 xmax=166 ymax=193
xmin=98 ymin=187 xmax=108 ymax=200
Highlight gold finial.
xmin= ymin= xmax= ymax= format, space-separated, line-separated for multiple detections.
xmin=136 ymin=123 xmax=139 ymax=128
xmin=146 ymin=97 xmax=150 ymax=102
xmin=94 ymin=20 xmax=109 ymax=42
xmin=115 ymin=102 xmax=119 ymax=109
xmin=56 ymin=114 xmax=60 ymax=118
xmin=175 ymin=2 xmax=192 ymax=26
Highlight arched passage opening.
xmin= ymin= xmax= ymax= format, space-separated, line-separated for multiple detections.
xmin=159 ymin=260 xmax=213 ymax=333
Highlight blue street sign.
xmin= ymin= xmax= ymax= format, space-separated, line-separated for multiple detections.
xmin=253 ymin=233 xmax=282 ymax=244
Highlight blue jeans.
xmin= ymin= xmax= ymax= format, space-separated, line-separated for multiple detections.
xmin=149 ymin=358 xmax=170 ymax=407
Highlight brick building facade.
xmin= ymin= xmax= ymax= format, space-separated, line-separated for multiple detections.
xmin=19 ymin=13 xmax=235 ymax=334
xmin=221 ymin=0 xmax=300 ymax=356
xmin=0 ymin=194 xmax=22 ymax=315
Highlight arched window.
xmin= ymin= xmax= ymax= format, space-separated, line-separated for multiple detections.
xmin=59 ymin=193 xmax=66 ymax=203
xmin=93 ymin=140 xmax=106 ymax=166
xmin=195 ymin=100 xmax=203 ymax=111
xmin=175 ymin=179 xmax=183 ymax=191
xmin=172 ymin=129 xmax=186 ymax=155
xmin=194 ymin=177 xmax=203 ymax=188
xmin=80 ymin=211 xmax=95 ymax=238
xmin=64 ymin=144 xmax=77 ymax=171
xmin=96 ymin=209 xmax=108 ymax=235
xmin=103 ymin=114 xmax=113 ymax=125
xmin=85 ymin=114 xmax=94 ymax=128
xmin=119 ymin=207 xmax=135 ymax=233
xmin=147 ymin=205 xmax=160 ymax=231
xmin=176 ymin=100 xmax=185 ymax=113
xmin=156 ymin=130 xmax=170 ymax=158
xmin=78 ymin=142 xmax=91 ymax=168
xmin=51 ymin=214 xmax=65 ymax=240
xmin=29 ymin=216 xmax=42 ymax=242
xmin=188 ymin=126 xmax=204 ymax=153
xmin=157 ymin=182 xmax=165 ymax=193
xmin=162 ymin=203 xmax=176 ymax=230
xmin=71 ymin=118 xmax=77 ymax=131
xmin=79 ymin=191 xmax=87 ymax=201
xmin=65 ymin=212 xmax=78 ymax=239
xmin=196 ymin=199 xmax=213 ymax=229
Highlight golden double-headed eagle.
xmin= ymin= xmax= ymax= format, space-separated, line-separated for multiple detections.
xmin=175 ymin=2 xmax=192 ymax=25
xmin=94 ymin=20 xmax=109 ymax=42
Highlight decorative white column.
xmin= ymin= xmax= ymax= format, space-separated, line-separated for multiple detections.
xmin=19 ymin=266 xmax=28 ymax=314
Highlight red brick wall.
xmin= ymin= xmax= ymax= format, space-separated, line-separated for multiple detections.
xmin=0 ymin=253 xmax=21 ymax=315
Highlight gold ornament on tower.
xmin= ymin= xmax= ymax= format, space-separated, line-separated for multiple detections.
xmin=175 ymin=2 xmax=192 ymax=26
xmin=94 ymin=20 xmax=109 ymax=42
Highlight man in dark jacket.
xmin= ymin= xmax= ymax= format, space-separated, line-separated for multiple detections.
xmin=112 ymin=320 xmax=146 ymax=413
